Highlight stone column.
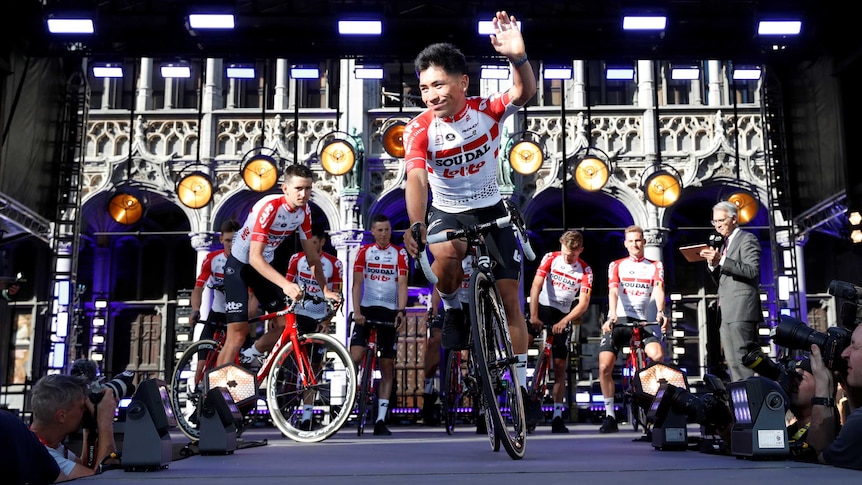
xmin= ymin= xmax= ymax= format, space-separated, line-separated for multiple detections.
xmin=273 ymin=59 xmax=289 ymax=110
xmin=707 ymin=60 xmax=723 ymax=107
xmin=644 ymin=226 xmax=669 ymax=321
xmin=136 ymin=58 xmax=153 ymax=112
xmin=329 ymin=228 xmax=366 ymax=346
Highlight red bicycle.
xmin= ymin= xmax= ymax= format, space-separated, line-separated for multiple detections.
xmin=170 ymin=290 xmax=357 ymax=443
xmin=526 ymin=325 xmax=558 ymax=433
xmin=350 ymin=313 xmax=396 ymax=436
xmin=616 ymin=320 xmax=655 ymax=433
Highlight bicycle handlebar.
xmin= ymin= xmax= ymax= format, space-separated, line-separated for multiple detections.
xmin=412 ymin=201 xmax=535 ymax=285
xmin=347 ymin=312 xmax=399 ymax=328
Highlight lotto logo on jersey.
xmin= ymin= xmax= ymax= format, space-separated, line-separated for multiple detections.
xmin=442 ymin=161 xmax=486 ymax=179
xmin=369 ymin=274 xmax=391 ymax=282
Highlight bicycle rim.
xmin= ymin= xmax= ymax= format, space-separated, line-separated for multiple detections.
xmin=357 ymin=350 xmax=375 ymax=436
xmin=469 ymin=271 xmax=526 ymax=460
xmin=171 ymin=339 xmax=220 ymax=441
xmin=443 ymin=350 xmax=461 ymax=435
xmin=267 ymin=333 xmax=357 ymax=443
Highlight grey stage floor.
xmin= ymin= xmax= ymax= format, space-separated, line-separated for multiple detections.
xmin=89 ymin=422 xmax=859 ymax=484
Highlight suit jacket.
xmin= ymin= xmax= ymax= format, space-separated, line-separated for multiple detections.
xmin=710 ymin=229 xmax=763 ymax=323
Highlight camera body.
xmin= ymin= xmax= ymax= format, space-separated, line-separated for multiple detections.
xmin=772 ymin=315 xmax=850 ymax=374
xmin=71 ymin=359 xmax=136 ymax=431
xmin=829 ymin=280 xmax=862 ymax=329
xmin=741 ymin=343 xmax=797 ymax=395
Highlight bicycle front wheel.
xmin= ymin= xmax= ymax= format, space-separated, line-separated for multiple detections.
xmin=267 ymin=332 xmax=357 ymax=443
xmin=469 ymin=270 xmax=526 ymax=460
xmin=171 ymin=339 xmax=221 ymax=441
xmin=443 ymin=349 xmax=462 ymax=435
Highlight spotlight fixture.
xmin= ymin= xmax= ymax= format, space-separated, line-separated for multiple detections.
xmin=175 ymin=166 xmax=214 ymax=209
xmin=572 ymin=146 xmax=612 ymax=191
xmin=727 ymin=191 xmax=759 ymax=224
xmin=641 ymin=165 xmax=683 ymax=207
xmin=240 ymin=148 xmax=282 ymax=192
xmin=606 ymin=64 xmax=635 ymax=80
xmin=108 ymin=188 xmax=146 ymax=225
xmin=849 ymin=210 xmax=862 ymax=244
xmin=506 ymin=131 xmax=545 ymax=175
xmin=205 ymin=363 xmax=258 ymax=409
xmin=543 ymin=65 xmax=572 ymax=80
xmin=290 ymin=65 xmax=320 ymax=79
xmin=92 ymin=63 xmax=124 ymax=78
xmin=337 ymin=20 xmax=382 ymax=35
xmin=317 ymin=131 xmax=363 ymax=176
xmin=380 ymin=118 xmax=409 ymax=158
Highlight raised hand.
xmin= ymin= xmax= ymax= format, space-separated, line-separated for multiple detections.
xmin=489 ymin=11 xmax=526 ymax=60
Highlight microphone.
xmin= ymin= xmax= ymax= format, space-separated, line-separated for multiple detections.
xmin=706 ymin=231 xmax=724 ymax=250
xmin=70 ymin=359 xmax=99 ymax=383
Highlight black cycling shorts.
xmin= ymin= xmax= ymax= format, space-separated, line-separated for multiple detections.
xmin=598 ymin=317 xmax=661 ymax=355
xmin=349 ymin=306 xmax=398 ymax=360
xmin=533 ymin=305 xmax=572 ymax=360
xmin=224 ymin=254 xmax=287 ymax=324
xmin=426 ymin=200 xmax=521 ymax=281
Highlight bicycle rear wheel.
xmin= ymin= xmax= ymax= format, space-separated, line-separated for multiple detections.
xmin=267 ymin=333 xmax=357 ymax=443
xmin=170 ymin=339 xmax=220 ymax=441
xmin=469 ymin=270 xmax=526 ymax=460
xmin=357 ymin=349 xmax=375 ymax=436
xmin=443 ymin=349 xmax=462 ymax=435
xmin=527 ymin=346 xmax=549 ymax=434
xmin=625 ymin=349 xmax=650 ymax=433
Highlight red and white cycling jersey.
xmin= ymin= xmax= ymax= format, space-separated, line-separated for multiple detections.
xmin=354 ymin=242 xmax=409 ymax=310
xmin=403 ymin=92 xmax=519 ymax=213
xmin=608 ymin=256 xmax=664 ymax=321
xmin=535 ymin=252 xmax=593 ymax=313
xmin=286 ymin=251 xmax=343 ymax=320
xmin=232 ymin=194 xmax=312 ymax=264
xmin=195 ymin=249 xmax=228 ymax=313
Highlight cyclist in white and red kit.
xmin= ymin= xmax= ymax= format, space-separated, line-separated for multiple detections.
xmin=401 ymin=11 xmax=538 ymax=421
xmin=351 ymin=214 xmax=409 ymax=436
xmin=285 ymin=226 xmax=343 ymax=334
xmin=528 ymin=230 xmax=593 ymax=433
xmin=598 ymin=225 xmax=668 ymax=433
xmin=218 ymin=164 xmax=340 ymax=367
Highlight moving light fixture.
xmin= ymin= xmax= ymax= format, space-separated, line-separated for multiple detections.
xmin=505 ymin=131 xmax=545 ymax=176
xmin=316 ymin=131 xmax=363 ymax=176
xmin=849 ymin=210 xmax=862 ymax=244
xmin=641 ymin=164 xmax=683 ymax=207
xmin=572 ymin=146 xmax=612 ymax=191
xmin=727 ymin=191 xmax=759 ymax=224
xmin=380 ymin=117 xmax=410 ymax=158
xmin=175 ymin=167 xmax=213 ymax=209
xmin=108 ymin=187 xmax=147 ymax=225
xmin=92 ymin=63 xmax=124 ymax=78
xmin=337 ymin=20 xmax=383 ymax=35
xmin=239 ymin=147 xmax=282 ymax=192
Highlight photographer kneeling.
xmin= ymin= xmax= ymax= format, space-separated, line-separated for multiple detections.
xmin=807 ymin=324 xmax=862 ymax=470
xmin=29 ymin=374 xmax=119 ymax=480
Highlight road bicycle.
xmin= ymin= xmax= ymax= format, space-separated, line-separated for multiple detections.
xmin=349 ymin=313 xmax=397 ymax=436
xmin=414 ymin=200 xmax=535 ymax=460
xmin=170 ymin=290 xmax=357 ymax=443
xmin=614 ymin=320 xmax=658 ymax=434
xmin=525 ymin=324 xmax=563 ymax=433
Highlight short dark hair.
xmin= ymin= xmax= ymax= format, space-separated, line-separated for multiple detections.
xmin=415 ymin=43 xmax=467 ymax=77
xmin=283 ymin=163 xmax=313 ymax=182
xmin=370 ymin=214 xmax=390 ymax=226
xmin=220 ymin=219 xmax=240 ymax=233
xmin=311 ymin=224 xmax=327 ymax=239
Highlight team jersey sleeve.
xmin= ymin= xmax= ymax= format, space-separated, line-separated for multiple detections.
xmin=581 ymin=262 xmax=594 ymax=293
xmin=331 ymin=257 xmax=344 ymax=289
xmin=403 ymin=115 xmax=429 ymax=173
xmin=535 ymin=252 xmax=555 ymax=279
xmin=397 ymin=246 xmax=410 ymax=277
xmin=298 ymin=205 xmax=312 ymax=240
xmin=353 ymin=246 xmax=368 ymax=273
xmin=250 ymin=198 xmax=279 ymax=243
xmin=607 ymin=259 xmax=620 ymax=288
xmin=286 ymin=253 xmax=301 ymax=282
xmin=195 ymin=252 xmax=216 ymax=287
xmin=653 ymin=260 xmax=665 ymax=287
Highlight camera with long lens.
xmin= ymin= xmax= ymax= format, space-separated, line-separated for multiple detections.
xmin=71 ymin=359 xmax=136 ymax=431
xmin=772 ymin=315 xmax=850 ymax=374
xmin=650 ymin=374 xmax=733 ymax=432
xmin=741 ymin=343 xmax=797 ymax=395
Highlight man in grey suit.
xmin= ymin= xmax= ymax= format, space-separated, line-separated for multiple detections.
xmin=700 ymin=201 xmax=763 ymax=381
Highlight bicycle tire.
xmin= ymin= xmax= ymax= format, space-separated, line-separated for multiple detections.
xmin=527 ymin=344 xmax=549 ymax=434
xmin=357 ymin=348 xmax=375 ymax=436
xmin=170 ymin=339 xmax=221 ymax=441
xmin=267 ymin=332 xmax=357 ymax=443
xmin=469 ymin=270 xmax=526 ymax=460
xmin=443 ymin=349 xmax=462 ymax=435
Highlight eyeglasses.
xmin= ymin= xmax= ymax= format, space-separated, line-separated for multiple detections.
xmin=710 ymin=218 xmax=729 ymax=226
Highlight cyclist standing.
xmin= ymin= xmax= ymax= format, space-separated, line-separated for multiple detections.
xmin=284 ymin=225 xmax=343 ymax=335
xmin=598 ymin=225 xmax=667 ymax=433
xmin=191 ymin=219 xmax=240 ymax=342
xmin=528 ymin=230 xmax=593 ymax=433
xmin=218 ymin=164 xmax=341 ymax=368
xmin=401 ymin=11 xmax=538 ymax=418
xmin=350 ymin=214 xmax=409 ymax=436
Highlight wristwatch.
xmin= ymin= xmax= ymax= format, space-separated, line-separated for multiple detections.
xmin=811 ymin=397 xmax=835 ymax=407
